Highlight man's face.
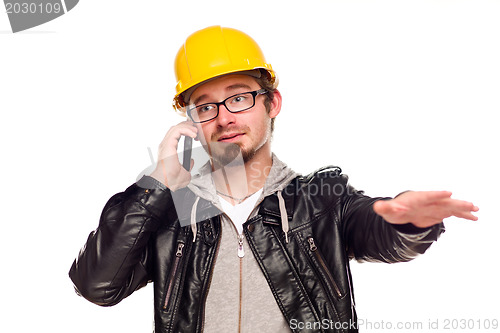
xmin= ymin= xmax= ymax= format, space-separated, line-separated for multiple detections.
xmin=188 ymin=74 xmax=279 ymax=165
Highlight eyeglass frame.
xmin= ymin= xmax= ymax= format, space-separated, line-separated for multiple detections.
xmin=186 ymin=88 xmax=268 ymax=123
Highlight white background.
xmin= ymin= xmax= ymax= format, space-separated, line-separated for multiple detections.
xmin=1 ymin=0 xmax=499 ymax=332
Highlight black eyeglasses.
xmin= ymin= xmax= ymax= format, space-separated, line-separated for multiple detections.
xmin=186 ymin=89 xmax=268 ymax=123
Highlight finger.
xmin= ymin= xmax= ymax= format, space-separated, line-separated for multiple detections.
xmin=439 ymin=198 xmax=479 ymax=213
xmin=451 ymin=201 xmax=479 ymax=221
xmin=174 ymin=125 xmax=198 ymax=139
xmin=452 ymin=210 xmax=479 ymax=221
xmin=160 ymin=127 xmax=198 ymax=153
xmin=167 ymin=121 xmax=198 ymax=137
xmin=417 ymin=201 xmax=479 ymax=222
xmin=453 ymin=199 xmax=479 ymax=212
xmin=420 ymin=191 xmax=453 ymax=203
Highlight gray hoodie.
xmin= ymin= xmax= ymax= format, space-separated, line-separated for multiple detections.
xmin=186 ymin=154 xmax=298 ymax=332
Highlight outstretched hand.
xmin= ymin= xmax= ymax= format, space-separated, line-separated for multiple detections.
xmin=373 ymin=191 xmax=479 ymax=228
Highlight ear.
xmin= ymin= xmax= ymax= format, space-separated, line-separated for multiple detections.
xmin=268 ymin=89 xmax=282 ymax=119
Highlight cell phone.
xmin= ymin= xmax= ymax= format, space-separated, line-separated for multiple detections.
xmin=182 ymin=136 xmax=192 ymax=171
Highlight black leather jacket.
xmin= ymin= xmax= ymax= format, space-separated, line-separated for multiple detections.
xmin=69 ymin=167 xmax=444 ymax=332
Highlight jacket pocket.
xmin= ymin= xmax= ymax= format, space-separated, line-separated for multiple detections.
xmin=307 ymin=237 xmax=344 ymax=299
xmin=163 ymin=240 xmax=185 ymax=311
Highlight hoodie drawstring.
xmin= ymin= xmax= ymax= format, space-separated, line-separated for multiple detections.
xmin=277 ymin=190 xmax=289 ymax=243
xmin=191 ymin=196 xmax=200 ymax=242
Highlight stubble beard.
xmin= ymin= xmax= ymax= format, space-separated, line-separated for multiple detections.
xmin=208 ymin=141 xmax=256 ymax=168
xmin=208 ymin=129 xmax=269 ymax=168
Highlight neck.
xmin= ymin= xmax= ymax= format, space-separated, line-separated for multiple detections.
xmin=211 ymin=142 xmax=272 ymax=203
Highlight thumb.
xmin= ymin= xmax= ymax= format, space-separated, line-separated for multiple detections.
xmin=373 ymin=200 xmax=392 ymax=216
xmin=373 ymin=199 xmax=409 ymax=221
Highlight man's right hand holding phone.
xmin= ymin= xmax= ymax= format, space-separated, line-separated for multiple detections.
xmin=150 ymin=121 xmax=197 ymax=191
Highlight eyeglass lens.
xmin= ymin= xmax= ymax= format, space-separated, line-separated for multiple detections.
xmin=190 ymin=92 xmax=256 ymax=123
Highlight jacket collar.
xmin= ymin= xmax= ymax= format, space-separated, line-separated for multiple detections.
xmin=258 ymin=181 xmax=296 ymax=223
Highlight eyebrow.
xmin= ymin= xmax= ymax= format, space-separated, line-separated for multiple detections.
xmin=192 ymin=83 xmax=253 ymax=106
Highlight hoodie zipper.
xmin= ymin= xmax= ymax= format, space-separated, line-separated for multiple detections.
xmin=237 ymin=233 xmax=245 ymax=333
xmin=307 ymin=237 xmax=343 ymax=298
xmin=237 ymin=234 xmax=245 ymax=258
xmin=163 ymin=241 xmax=185 ymax=310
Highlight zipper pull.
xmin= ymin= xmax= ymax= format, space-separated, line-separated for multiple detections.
xmin=308 ymin=237 xmax=317 ymax=251
xmin=237 ymin=234 xmax=245 ymax=258
xmin=176 ymin=242 xmax=185 ymax=257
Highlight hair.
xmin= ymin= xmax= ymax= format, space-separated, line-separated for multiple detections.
xmin=254 ymin=70 xmax=278 ymax=134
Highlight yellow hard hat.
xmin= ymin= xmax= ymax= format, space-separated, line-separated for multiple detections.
xmin=172 ymin=25 xmax=278 ymax=113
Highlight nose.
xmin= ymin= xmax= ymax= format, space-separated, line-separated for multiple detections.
xmin=215 ymin=104 xmax=236 ymax=127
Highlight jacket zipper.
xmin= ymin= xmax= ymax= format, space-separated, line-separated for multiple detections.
xmin=163 ymin=241 xmax=185 ymax=310
xmin=307 ymin=237 xmax=343 ymax=298
xmin=238 ymin=234 xmax=245 ymax=333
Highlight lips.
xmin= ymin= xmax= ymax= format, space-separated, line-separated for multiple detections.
xmin=217 ymin=133 xmax=244 ymax=142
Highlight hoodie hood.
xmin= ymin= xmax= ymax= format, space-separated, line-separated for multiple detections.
xmin=183 ymin=154 xmax=299 ymax=242
xmin=187 ymin=153 xmax=298 ymax=210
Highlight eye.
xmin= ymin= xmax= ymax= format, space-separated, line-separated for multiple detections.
xmin=197 ymin=104 xmax=215 ymax=113
xmin=230 ymin=95 xmax=247 ymax=104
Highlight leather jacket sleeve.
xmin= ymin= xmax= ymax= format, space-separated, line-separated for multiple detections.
xmin=340 ymin=178 xmax=445 ymax=263
xmin=69 ymin=179 xmax=175 ymax=306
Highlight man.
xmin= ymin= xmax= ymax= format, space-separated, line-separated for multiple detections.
xmin=69 ymin=26 xmax=478 ymax=332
